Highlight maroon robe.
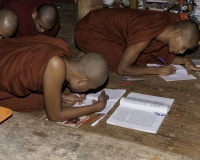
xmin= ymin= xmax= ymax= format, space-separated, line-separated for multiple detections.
xmin=0 ymin=35 xmax=71 ymax=111
xmin=74 ymin=8 xmax=182 ymax=72
xmin=0 ymin=0 xmax=60 ymax=37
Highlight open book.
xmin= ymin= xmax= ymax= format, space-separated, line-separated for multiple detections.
xmin=147 ymin=64 xmax=196 ymax=81
xmin=106 ymin=92 xmax=174 ymax=134
xmin=74 ymin=89 xmax=126 ymax=114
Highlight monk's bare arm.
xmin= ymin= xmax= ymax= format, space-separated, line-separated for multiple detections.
xmin=117 ymin=40 xmax=176 ymax=76
xmin=43 ymin=56 xmax=107 ymax=122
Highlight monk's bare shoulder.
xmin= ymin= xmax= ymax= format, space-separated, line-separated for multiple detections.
xmin=48 ymin=56 xmax=65 ymax=68
xmin=44 ymin=55 xmax=66 ymax=79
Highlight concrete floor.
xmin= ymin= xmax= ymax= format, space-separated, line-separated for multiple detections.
xmin=0 ymin=112 xmax=193 ymax=160
xmin=0 ymin=2 xmax=199 ymax=160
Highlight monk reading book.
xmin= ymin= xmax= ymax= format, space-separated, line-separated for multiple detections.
xmin=74 ymin=8 xmax=200 ymax=76
xmin=0 ymin=0 xmax=60 ymax=37
xmin=0 ymin=35 xmax=109 ymax=122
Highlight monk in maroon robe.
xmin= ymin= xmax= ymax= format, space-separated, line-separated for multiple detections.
xmin=0 ymin=35 xmax=109 ymax=122
xmin=0 ymin=0 xmax=60 ymax=37
xmin=74 ymin=8 xmax=200 ymax=76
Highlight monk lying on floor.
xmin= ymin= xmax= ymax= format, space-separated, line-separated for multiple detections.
xmin=74 ymin=8 xmax=200 ymax=76
xmin=0 ymin=35 xmax=109 ymax=122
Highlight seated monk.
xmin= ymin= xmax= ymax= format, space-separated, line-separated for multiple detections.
xmin=74 ymin=8 xmax=200 ymax=76
xmin=0 ymin=8 xmax=18 ymax=39
xmin=0 ymin=0 xmax=60 ymax=37
xmin=0 ymin=35 xmax=109 ymax=122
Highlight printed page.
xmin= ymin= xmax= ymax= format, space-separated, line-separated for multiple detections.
xmin=106 ymin=105 xmax=165 ymax=134
xmin=106 ymin=92 xmax=174 ymax=133
xmin=147 ymin=64 xmax=196 ymax=81
xmin=125 ymin=92 xmax=174 ymax=114
xmin=86 ymin=89 xmax=126 ymax=102
xmin=120 ymin=97 xmax=169 ymax=114
xmin=74 ymin=99 xmax=116 ymax=114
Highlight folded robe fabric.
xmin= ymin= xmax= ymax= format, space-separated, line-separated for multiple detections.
xmin=0 ymin=0 xmax=60 ymax=37
xmin=0 ymin=35 xmax=71 ymax=111
xmin=74 ymin=8 xmax=182 ymax=72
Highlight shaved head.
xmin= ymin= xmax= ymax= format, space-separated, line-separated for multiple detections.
xmin=75 ymin=52 xmax=109 ymax=86
xmin=36 ymin=4 xmax=58 ymax=27
xmin=0 ymin=8 xmax=18 ymax=38
xmin=175 ymin=20 xmax=200 ymax=43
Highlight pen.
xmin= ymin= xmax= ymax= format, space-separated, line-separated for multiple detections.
xmin=158 ymin=57 xmax=166 ymax=65
xmin=91 ymin=114 xmax=107 ymax=126
xmin=122 ymin=77 xmax=146 ymax=81
xmin=83 ymin=114 xmax=100 ymax=124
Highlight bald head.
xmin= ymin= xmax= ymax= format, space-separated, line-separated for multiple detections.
xmin=175 ymin=20 xmax=200 ymax=43
xmin=36 ymin=4 xmax=58 ymax=27
xmin=0 ymin=8 xmax=18 ymax=38
xmin=75 ymin=52 xmax=109 ymax=86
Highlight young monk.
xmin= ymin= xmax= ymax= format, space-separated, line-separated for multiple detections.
xmin=74 ymin=8 xmax=200 ymax=76
xmin=0 ymin=8 xmax=18 ymax=39
xmin=0 ymin=0 xmax=59 ymax=37
xmin=0 ymin=35 xmax=109 ymax=122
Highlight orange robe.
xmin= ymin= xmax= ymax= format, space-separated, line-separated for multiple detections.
xmin=0 ymin=0 xmax=60 ymax=37
xmin=0 ymin=35 xmax=71 ymax=111
xmin=74 ymin=8 xmax=182 ymax=72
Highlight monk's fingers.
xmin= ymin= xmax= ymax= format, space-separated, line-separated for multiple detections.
xmin=169 ymin=68 xmax=176 ymax=75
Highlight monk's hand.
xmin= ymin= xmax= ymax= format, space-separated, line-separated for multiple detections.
xmin=62 ymin=93 xmax=86 ymax=104
xmin=157 ymin=65 xmax=177 ymax=76
xmin=92 ymin=91 xmax=109 ymax=112
xmin=184 ymin=60 xmax=200 ymax=76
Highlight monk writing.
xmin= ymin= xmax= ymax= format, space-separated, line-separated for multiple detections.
xmin=0 ymin=0 xmax=60 ymax=37
xmin=0 ymin=35 xmax=109 ymax=122
xmin=74 ymin=8 xmax=200 ymax=76
xmin=0 ymin=8 xmax=18 ymax=39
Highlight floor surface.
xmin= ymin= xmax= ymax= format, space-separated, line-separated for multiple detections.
xmin=1 ymin=1 xmax=200 ymax=160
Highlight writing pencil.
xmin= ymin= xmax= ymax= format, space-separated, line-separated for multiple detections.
xmin=83 ymin=114 xmax=100 ymax=124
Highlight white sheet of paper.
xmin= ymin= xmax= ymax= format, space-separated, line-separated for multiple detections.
xmin=73 ymin=89 xmax=126 ymax=114
xmin=86 ymin=89 xmax=126 ymax=101
xmin=147 ymin=64 xmax=196 ymax=81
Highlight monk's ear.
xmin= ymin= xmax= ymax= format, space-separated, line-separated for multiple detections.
xmin=32 ymin=11 xmax=37 ymax=19
xmin=174 ymin=30 xmax=182 ymax=38
xmin=77 ymin=78 xmax=89 ymax=85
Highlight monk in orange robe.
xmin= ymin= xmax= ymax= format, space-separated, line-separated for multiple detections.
xmin=74 ymin=8 xmax=200 ymax=76
xmin=0 ymin=0 xmax=60 ymax=37
xmin=0 ymin=35 xmax=109 ymax=122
